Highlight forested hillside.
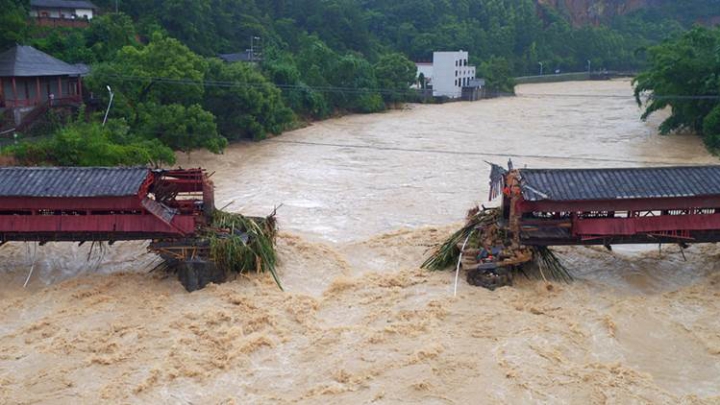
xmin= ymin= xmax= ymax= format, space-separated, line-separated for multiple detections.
xmin=4 ymin=0 xmax=716 ymax=74
xmin=84 ymin=0 xmax=718 ymax=73
xmin=0 ymin=0 xmax=715 ymax=164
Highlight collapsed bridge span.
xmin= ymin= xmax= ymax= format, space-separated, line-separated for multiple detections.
xmin=0 ymin=167 xmax=213 ymax=243
xmin=507 ymin=165 xmax=720 ymax=246
xmin=426 ymin=163 xmax=720 ymax=290
xmin=0 ymin=167 xmax=278 ymax=291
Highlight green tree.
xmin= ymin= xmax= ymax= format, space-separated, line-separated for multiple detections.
xmin=204 ymin=59 xmax=295 ymax=140
xmin=633 ymin=27 xmax=720 ymax=147
xmin=30 ymin=29 xmax=96 ymax=64
xmin=86 ymin=13 xmax=139 ymax=61
xmin=704 ymin=105 xmax=720 ymax=147
xmin=374 ymin=53 xmax=417 ymax=103
xmin=86 ymin=33 xmax=227 ymax=154
xmin=87 ymin=32 xmax=208 ymax=113
xmin=326 ymin=54 xmax=383 ymax=113
xmin=5 ymin=120 xmax=176 ymax=166
xmin=263 ymin=49 xmax=329 ymax=118
xmin=479 ymin=56 xmax=516 ymax=94
xmin=0 ymin=0 xmax=28 ymax=49
xmin=136 ymin=102 xmax=227 ymax=153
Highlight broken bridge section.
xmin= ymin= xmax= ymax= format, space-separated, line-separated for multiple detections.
xmin=500 ymin=165 xmax=720 ymax=246
xmin=0 ymin=166 xmax=212 ymax=244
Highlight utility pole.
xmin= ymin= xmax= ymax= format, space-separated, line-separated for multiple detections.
xmin=538 ymin=62 xmax=544 ymax=76
xmin=587 ymin=60 xmax=591 ymax=73
xmin=102 ymin=85 xmax=114 ymax=127
xmin=115 ymin=0 xmax=118 ymax=13
xmin=248 ymin=36 xmax=262 ymax=63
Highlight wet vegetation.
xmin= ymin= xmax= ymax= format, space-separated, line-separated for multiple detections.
xmin=634 ymin=26 xmax=720 ymax=150
xmin=1 ymin=0 xmax=716 ymax=164
xmin=207 ymin=210 xmax=281 ymax=290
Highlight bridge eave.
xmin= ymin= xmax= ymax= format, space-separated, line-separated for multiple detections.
xmin=518 ymin=195 xmax=720 ymax=214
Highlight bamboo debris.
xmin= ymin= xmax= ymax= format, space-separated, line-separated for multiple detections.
xmin=422 ymin=207 xmax=500 ymax=270
xmin=533 ymin=247 xmax=573 ymax=283
xmin=423 ymin=206 xmax=573 ymax=284
xmin=206 ymin=209 xmax=282 ymax=290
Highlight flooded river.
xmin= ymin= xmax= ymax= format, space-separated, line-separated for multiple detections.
xmin=1 ymin=80 xmax=719 ymax=404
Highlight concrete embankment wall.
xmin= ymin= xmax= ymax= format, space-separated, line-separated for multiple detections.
xmin=515 ymin=72 xmax=591 ymax=85
xmin=515 ymin=71 xmax=636 ymax=85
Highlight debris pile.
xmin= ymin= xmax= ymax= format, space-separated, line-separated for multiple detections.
xmin=422 ymin=206 xmax=571 ymax=290
xmin=153 ymin=209 xmax=281 ymax=292
xmin=207 ymin=210 xmax=281 ymax=289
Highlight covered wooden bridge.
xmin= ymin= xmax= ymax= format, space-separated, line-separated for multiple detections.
xmin=502 ymin=165 xmax=720 ymax=246
xmin=0 ymin=167 xmax=213 ymax=244
xmin=0 ymin=167 xmax=281 ymax=292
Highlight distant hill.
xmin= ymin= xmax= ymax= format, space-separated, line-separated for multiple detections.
xmin=7 ymin=0 xmax=718 ymax=77
xmin=537 ymin=0 xmax=720 ymax=26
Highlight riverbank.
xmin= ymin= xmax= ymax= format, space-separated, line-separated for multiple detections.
xmin=515 ymin=71 xmax=635 ymax=85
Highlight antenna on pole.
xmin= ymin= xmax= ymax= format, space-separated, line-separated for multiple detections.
xmin=249 ymin=36 xmax=262 ymax=64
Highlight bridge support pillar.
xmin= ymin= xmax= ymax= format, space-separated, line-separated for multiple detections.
xmin=177 ymin=259 xmax=226 ymax=292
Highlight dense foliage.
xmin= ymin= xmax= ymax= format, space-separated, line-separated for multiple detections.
xmin=633 ymin=27 xmax=720 ymax=148
xmin=87 ymin=0 xmax=715 ymax=74
xmin=0 ymin=0 xmax=29 ymax=50
xmin=4 ymin=119 xmax=176 ymax=166
xmin=2 ymin=0 xmax=716 ymax=163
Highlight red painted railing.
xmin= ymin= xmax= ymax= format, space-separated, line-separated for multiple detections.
xmin=3 ymin=95 xmax=81 ymax=109
xmin=0 ymin=215 xmax=195 ymax=236
xmin=574 ymin=213 xmax=720 ymax=237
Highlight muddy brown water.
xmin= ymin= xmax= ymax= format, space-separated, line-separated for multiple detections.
xmin=1 ymin=80 xmax=719 ymax=404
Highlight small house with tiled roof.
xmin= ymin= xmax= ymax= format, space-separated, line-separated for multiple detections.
xmin=0 ymin=45 xmax=85 ymax=110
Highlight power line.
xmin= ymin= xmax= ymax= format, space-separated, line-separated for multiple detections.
xmin=265 ymin=139 xmax=714 ymax=166
xmin=91 ymin=73 xmax=720 ymax=101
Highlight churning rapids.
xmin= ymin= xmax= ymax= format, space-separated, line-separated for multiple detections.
xmin=1 ymin=80 xmax=719 ymax=404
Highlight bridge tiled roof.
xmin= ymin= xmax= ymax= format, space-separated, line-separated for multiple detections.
xmin=519 ymin=166 xmax=720 ymax=202
xmin=0 ymin=167 xmax=150 ymax=198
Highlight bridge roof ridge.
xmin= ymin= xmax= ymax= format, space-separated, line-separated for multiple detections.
xmin=0 ymin=166 xmax=150 ymax=198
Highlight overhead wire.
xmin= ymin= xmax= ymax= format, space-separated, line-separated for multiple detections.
xmin=83 ymin=72 xmax=720 ymax=166
xmin=264 ymin=139 xmax=715 ymax=166
xmin=91 ymin=73 xmax=720 ymax=101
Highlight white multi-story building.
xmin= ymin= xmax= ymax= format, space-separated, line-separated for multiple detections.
xmin=415 ymin=51 xmax=478 ymax=98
